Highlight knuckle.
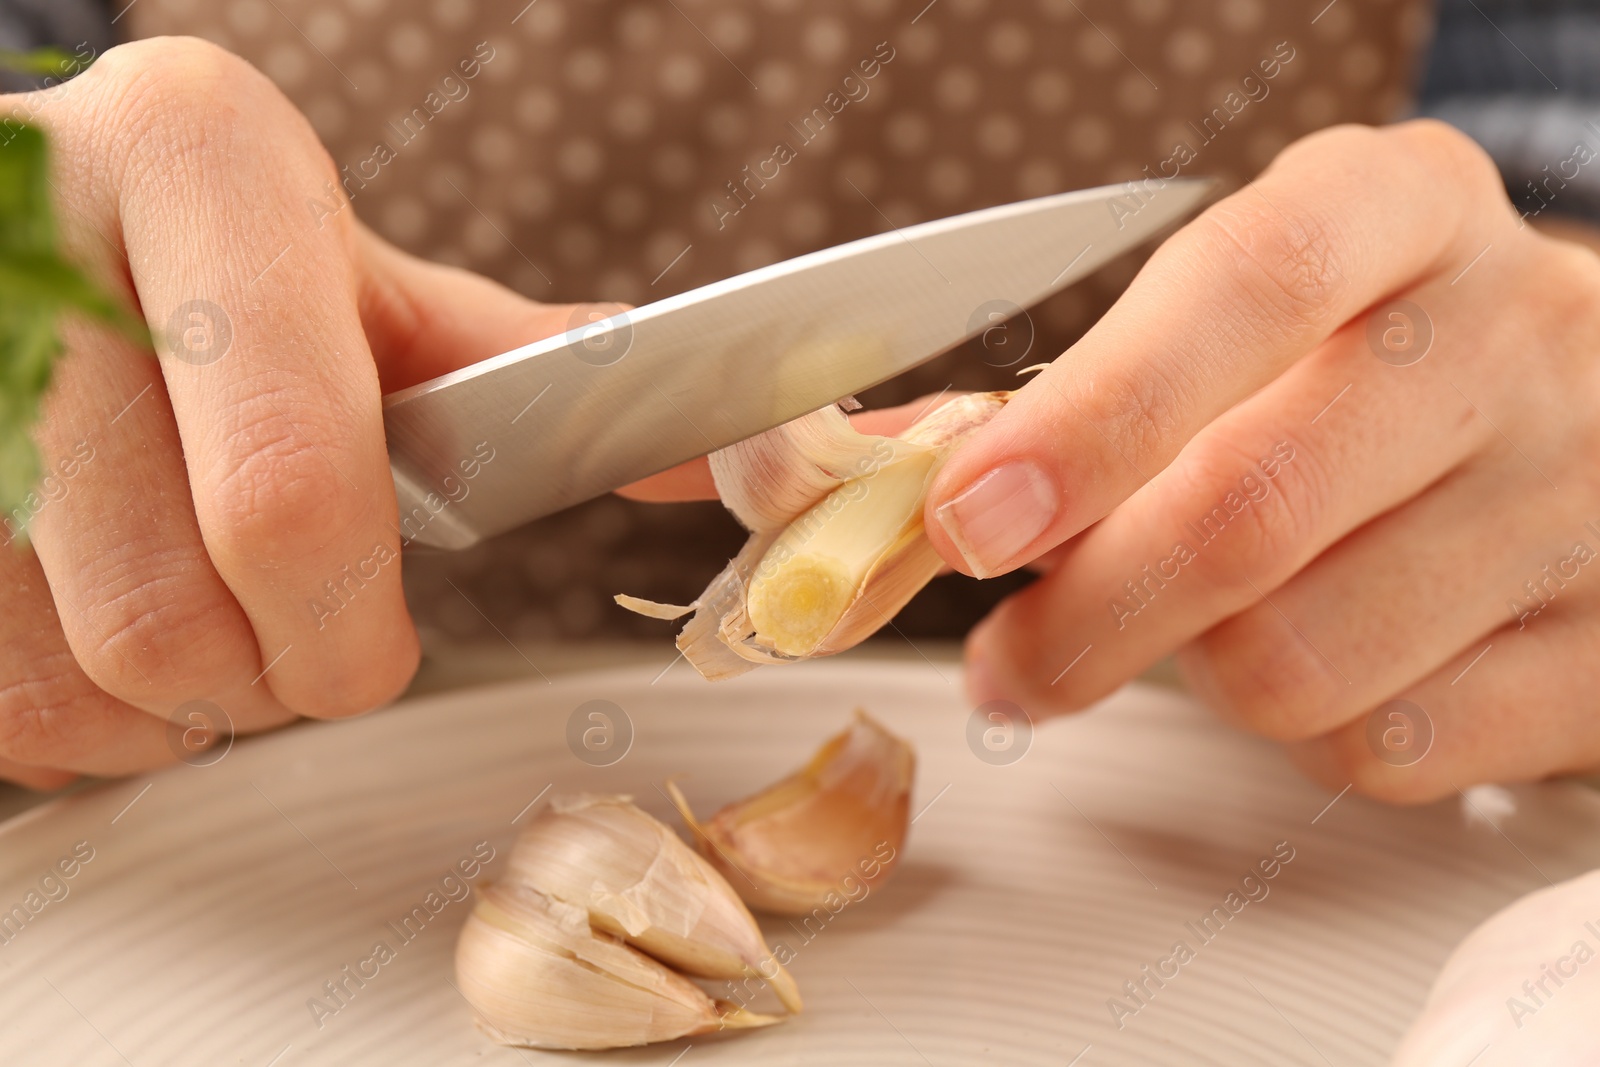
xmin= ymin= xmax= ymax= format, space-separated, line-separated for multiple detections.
xmin=1198 ymin=195 xmax=1347 ymax=328
xmin=1070 ymin=360 xmax=1189 ymax=464
xmin=1183 ymin=613 xmax=1339 ymax=742
xmin=199 ymin=416 xmax=366 ymax=566
xmin=1335 ymin=742 xmax=1449 ymax=805
xmin=1177 ymin=435 xmax=1321 ymax=595
xmin=68 ymin=550 xmax=242 ymax=700
xmin=0 ymin=656 xmax=113 ymax=766
xmin=1391 ymin=119 xmax=1506 ymax=203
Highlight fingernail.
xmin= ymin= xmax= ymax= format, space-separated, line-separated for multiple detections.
xmin=934 ymin=460 xmax=1059 ymax=578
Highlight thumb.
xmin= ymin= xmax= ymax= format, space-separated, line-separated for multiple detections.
xmin=352 ymin=222 xmax=625 ymax=392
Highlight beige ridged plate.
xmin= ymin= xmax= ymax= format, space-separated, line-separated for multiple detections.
xmin=2 ymin=663 xmax=1599 ymax=1066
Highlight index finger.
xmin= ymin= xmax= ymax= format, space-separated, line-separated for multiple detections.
xmin=924 ymin=121 xmax=1509 ymax=578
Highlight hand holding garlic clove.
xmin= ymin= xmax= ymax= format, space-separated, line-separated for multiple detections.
xmin=618 ymin=392 xmax=1010 ymax=680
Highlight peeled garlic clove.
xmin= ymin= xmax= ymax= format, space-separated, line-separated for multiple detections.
xmin=669 ymin=711 xmax=914 ymax=915
xmin=502 ymin=794 xmax=801 ymax=1013
xmin=617 ymin=392 xmax=1009 ymax=680
xmin=455 ymin=882 xmax=780 ymax=1050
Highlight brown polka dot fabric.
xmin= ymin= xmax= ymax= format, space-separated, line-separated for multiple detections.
xmin=125 ymin=0 xmax=1433 ymax=646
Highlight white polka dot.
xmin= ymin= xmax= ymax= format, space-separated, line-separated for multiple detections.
xmin=555 ymin=224 xmax=601 ymax=266
xmin=934 ymin=66 xmax=980 ymax=111
xmin=262 ymin=44 xmax=310 ymax=88
xmin=349 ymin=61 xmax=388 ymax=96
xmin=432 ymin=0 xmax=474 ymax=28
xmin=783 ymin=200 xmax=829 ymax=244
xmin=646 ymin=231 xmax=690 ymax=272
xmin=977 ymin=113 xmax=1023 ymax=157
xmin=1340 ymin=43 xmax=1383 ymax=87
xmin=754 ymin=61 xmax=799 ymax=102
xmin=602 ymin=186 xmax=648 ymax=230
xmin=836 ymin=155 xmax=881 ymax=197
xmin=710 ymin=10 xmax=753 ymax=51
xmin=558 ymin=138 xmax=604 ymax=182
xmin=927 ymin=158 xmax=971 ymax=202
xmin=704 ymin=103 xmax=748 ymax=146
xmin=1246 ymin=128 xmax=1291 ymax=170
xmin=987 ymin=21 xmax=1030 ymax=65
xmin=660 ymin=55 xmax=704 ymax=98
xmin=508 ymin=175 xmax=554 ymax=219
xmin=565 ymin=48 xmax=608 ymax=91
xmin=885 ymin=112 xmax=930 ymax=155
xmin=425 ymin=164 xmax=469 ymax=206
xmin=514 ymin=87 xmax=559 ymax=131
xmin=1129 ymin=0 xmax=1169 ymax=22
xmin=1076 ymin=27 xmax=1119 ymax=68
xmin=1312 ymin=3 xmax=1353 ymax=41
xmin=1067 ymin=115 xmax=1111 ymax=159
xmin=520 ymin=0 xmax=566 ymax=40
xmin=226 ymin=0 xmax=270 ymax=34
xmin=1016 ymin=159 xmax=1062 ymax=198
xmin=608 ymin=96 xmax=653 ymax=139
xmin=1117 ymin=73 xmax=1158 ymax=116
xmin=306 ymin=9 xmax=348 ymax=52
xmin=1219 ymin=0 xmax=1264 ymax=32
xmin=480 ymin=37 xmax=517 ymax=81
xmin=651 ymin=144 xmax=695 ymax=187
xmin=618 ymin=5 xmax=660 ymax=48
xmin=1028 ymin=70 xmax=1072 ymax=113
xmin=304 ymin=96 xmax=348 ymax=139
xmin=1165 ymin=28 xmax=1212 ymax=74
xmin=734 ymin=240 xmax=780 ymax=273
xmin=471 ymin=125 xmax=517 ymax=170
xmin=387 ymin=23 xmax=431 ymax=68
xmin=1295 ymin=87 xmax=1338 ymax=128
xmin=900 ymin=24 xmax=940 ymax=63
xmin=464 ymin=214 xmax=506 ymax=259
xmin=380 ymin=196 xmax=428 ymax=244
xmin=803 ymin=17 xmax=849 ymax=63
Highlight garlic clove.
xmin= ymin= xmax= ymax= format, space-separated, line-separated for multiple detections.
xmin=668 ymin=711 xmax=914 ymax=915
xmin=503 ymin=794 xmax=802 ymax=1013
xmin=455 ymin=882 xmax=780 ymax=1050
xmin=617 ymin=392 xmax=1009 ymax=680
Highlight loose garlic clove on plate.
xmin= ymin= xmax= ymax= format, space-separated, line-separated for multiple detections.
xmin=503 ymin=794 xmax=801 ymax=1013
xmin=455 ymin=795 xmax=800 ymax=1050
xmin=617 ymin=392 xmax=1010 ymax=681
xmin=667 ymin=711 xmax=914 ymax=915
xmin=455 ymin=882 xmax=780 ymax=1050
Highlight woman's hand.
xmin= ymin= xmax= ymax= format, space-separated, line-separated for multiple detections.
xmin=1 ymin=37 xmax=605 ymax=787
xmin=925 ymin=120 xmax=1600 ymax=803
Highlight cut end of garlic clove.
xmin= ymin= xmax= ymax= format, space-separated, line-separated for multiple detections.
xmin=617 ymin=392 xmax=1010 ymax=680
xmin=668 ymin=711 xmax=915 ymax=916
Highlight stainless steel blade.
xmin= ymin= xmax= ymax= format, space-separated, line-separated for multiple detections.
xmin=384 ymin=178 xmax=1211 ymax=549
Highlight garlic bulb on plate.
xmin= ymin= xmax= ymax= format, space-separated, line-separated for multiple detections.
xmin=618 ymin=392 xmax=1009 ymax=680
xmin=668 ymin=711 xmax=914 ymax=915
xmin=455 ymin=795 xmax=799 ymax=1050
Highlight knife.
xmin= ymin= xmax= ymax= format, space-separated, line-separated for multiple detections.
xmin=382 ymin=178 xmax=1212 ymax=550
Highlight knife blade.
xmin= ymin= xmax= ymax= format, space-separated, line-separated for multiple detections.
xmin=383 ymin=178 xmax=1212 ymax=549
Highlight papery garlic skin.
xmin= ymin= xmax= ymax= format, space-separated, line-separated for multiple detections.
xmin=455 ymin=883 xmax=778 ymax=1050
xmin=504 ymin=794 xmax=801 ymax=1012
xmin=669 ymin=711 xmax=914 ymax=915
xmin=455 ymin=794 xmax=799 ymax=1050
xmin=617 ymin=392 xmax=1008 ymax=680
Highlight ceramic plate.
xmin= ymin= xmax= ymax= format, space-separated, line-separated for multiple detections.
xmin=2 ymin=663 xmax=1598 ymax=1066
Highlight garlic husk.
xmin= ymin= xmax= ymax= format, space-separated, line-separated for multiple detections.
xmin=455 ymin=882 xmax=779 ymax=1050
xmin=618 ymin=392 xmax=1008 ymax=680
xmin=503 ymin=794 xmax=801 ymax=1013
xmin=668 ymin=711 xmax=914 ymax=915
